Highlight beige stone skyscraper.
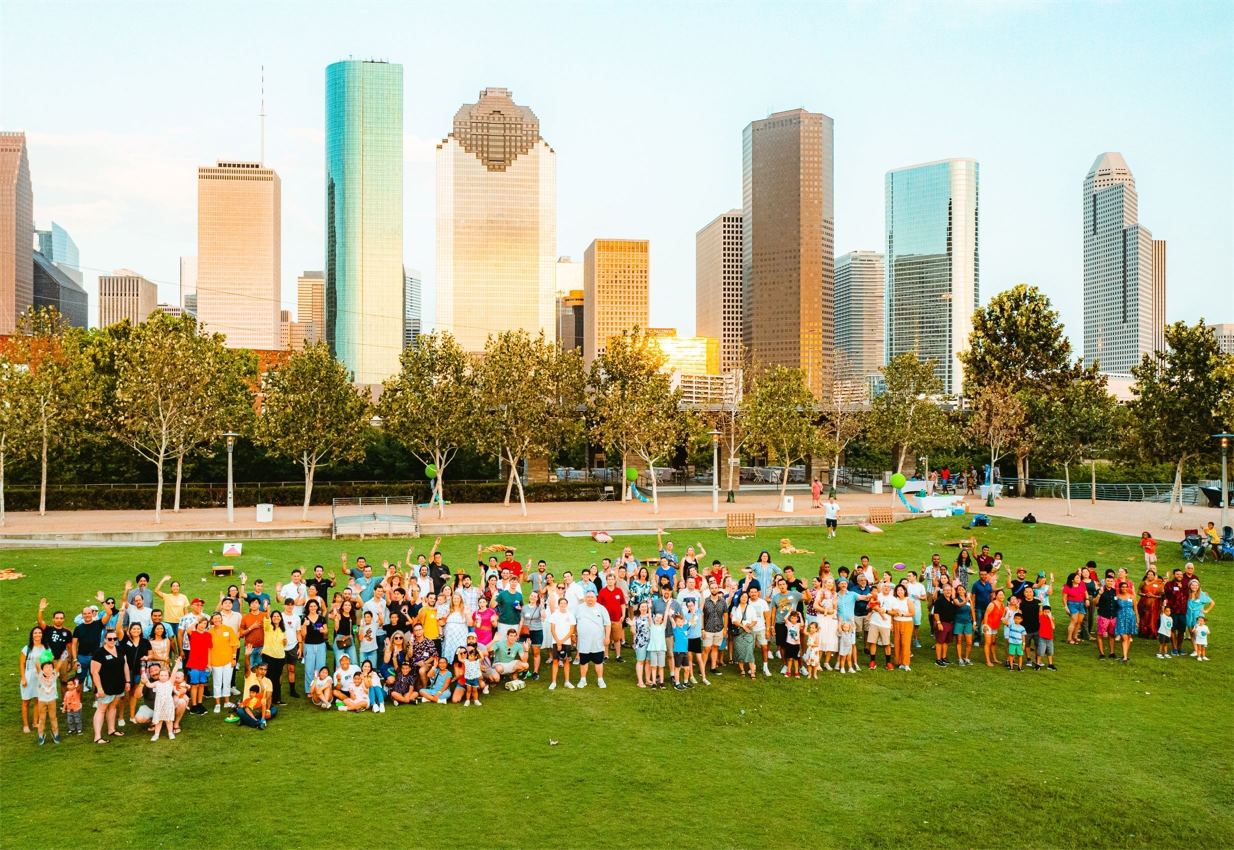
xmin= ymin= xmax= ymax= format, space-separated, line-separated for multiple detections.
xmin=298 ymin=271 xmax=325 ymax=342
xmin=197 ymin=160 xmax=281 ymax=350
xmin=99 ymin=269 xmax=157 ymax=327
xmin=0 ymin=132 xmax=33 ymax=335
xmin=1152 ymin=239 xmax=1167 ymax=358
xmin=696 ymin=209 xmax=743 ymax=373
xmin=742 ymin=109 xmax=834 ymax=397
xmin=583 ymin=239 xmax=649 ymax=366
xmin=436 ymin=87 xmax=556 ymax=353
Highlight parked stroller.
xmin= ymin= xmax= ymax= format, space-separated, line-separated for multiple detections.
xmin=1215 ymin=526 xmax=1234 ymax=562
xmin=1181 ymin=530 xmax=1210 ymax=562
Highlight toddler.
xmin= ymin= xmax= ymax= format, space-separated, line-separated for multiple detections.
xmin=837 ymin=621 xmax=856 ymax=673
xmin=784 ymin=611 xmax=803 ymax=678
xmin=803 ymin=622 xmax=821 ymax=678
xmin=35 ymin=661 xmax=60 ymax=745
xmin=237 ymin=685 xmax=267 ymax=729
xmin=62 ymin=678 xmax=83 ymax=735
xmin=141 ymin=666 xmax=177 ymax=742
xmin=1156 ymin=605 xmax=1173 ymax=658
xmin=1193 ymin=616 xmax=1209 ymax=661
xmin=463 ymin=648 xmax=483 ymax=705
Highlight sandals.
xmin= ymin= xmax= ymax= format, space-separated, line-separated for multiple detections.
xmin=95 ymin=737 xmax=109 ymax=744
xmin=109 ymin=730 xmax=124 ymax=737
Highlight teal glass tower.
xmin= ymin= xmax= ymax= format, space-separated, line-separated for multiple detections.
xmin=325 ymin=59 xmax=403 ymax=384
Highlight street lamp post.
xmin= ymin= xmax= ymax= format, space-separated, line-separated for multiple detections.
xmin=1215 ymin=433 xmax=1233 ymax=533
xmin=709 ymin=430 xmax=721 ymax=514
xmin=223 ymin=432 xmax=240 ymax=523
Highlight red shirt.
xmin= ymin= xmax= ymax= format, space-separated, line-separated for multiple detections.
xmin=1140 ymin=537 xmax=1157 ymax=555
xmin=1038 ymin=611 xmax=1054 ymax=640
xmin=597 ymin=587 xmax=626 ymax=621
xmin=503 ymin=559 xmax=523 ymax=579
xmin=186 ymin=630 xmax=212 ymax=671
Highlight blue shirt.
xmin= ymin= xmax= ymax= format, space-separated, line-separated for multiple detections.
xmin=1005 ymin=622 xmax=1026 ymax=644
xmin=685 ymin=608 xmax=702 ymax=639
xmin=351 ymin=573 xmax=376 ymax=603
xmin=672 ymin=622 xmax=689 ymax=646
xmin=750 ymin=561 xmax=782 ymax=593
xmin=659 ymin=548 xmax=679 ymax=566
xmin=655 ymin=565 xmax=677 ymax=588
xmin=835 ymin=590 xmax=856 ymax=621
xmin=971 ymin=579 xmax=993 ymax=608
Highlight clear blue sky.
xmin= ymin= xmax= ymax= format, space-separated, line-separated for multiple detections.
xmin=3 ymin=0 xmax=1231 ymax=343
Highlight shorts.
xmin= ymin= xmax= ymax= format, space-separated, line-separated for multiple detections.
xmin=934 ymin=623 xmax=954 ymax=644
xmin=673 ymin=652 xmax=689 ymax=667
xmin=774 ymin=622 xmax=788 ymax=647
xmin=554 ymin=645 xmax=574 ymax=662
xmin=578 ymin=651 xmax=605 ymax=665
xmin=752 ymin=630 xmax=768 ymax=647
xmin=867 ymin=624 xmax=891 ymax=647
xmin=1171 ymin=618 xmax=1187 ymax=635
xmin=783 ymin=643 xmax=800 ymax=660
xmin=1067 ymin=601 xmax=1086 ymax=616
xmin=702 ymin=631 xmax=723 ymax=648
xmin=188 ymin=668 xmax=209 ymax=685
xmin=853 ymin=615 xmax=869 ymax=636
xmin=464 ymin=677 xmax=479 ymax=688
xmin=135 ymin=705 xmax=154 ymax=722
xmin=649 ymin=651 xmax=666 ymax=667
xmin=953 ymin=621 xmax=973 ymax=636
xmin=529 ymin=630 xmax=543 ymax=646
xmin=1037 ymin=638 xmax=1054 ymax=656
xmin=687 ymin=637 xmax=702 ymax=654
xmin=635 ymin=647 xmax=649 ymax=661
xmin=826 ymin=519 xmax=837 ymax=529
xmin=1097 ymin=616 xmax=1116 ymax=637
xmin=1008 ymin=643 xmax=1024 ymax=656
xmin=96 ymin=692 xmax=118 ymax=705
xmin=983 ymin=625 xmax=999 ymax=636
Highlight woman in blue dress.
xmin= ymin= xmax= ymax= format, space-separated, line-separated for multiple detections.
xmin=1113 ymin=581 xmax=1138 ymax=662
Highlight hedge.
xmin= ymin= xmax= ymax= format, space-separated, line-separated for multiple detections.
xmin=3 ymin=481 xmax=605 ymax=512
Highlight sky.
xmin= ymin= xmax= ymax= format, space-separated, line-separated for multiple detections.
xmin=2 ymin=0 xmax=1232 ymax=344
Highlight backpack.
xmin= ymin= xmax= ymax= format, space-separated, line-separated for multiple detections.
xmin=1023 ymin=513 xmax=1036 ymax=524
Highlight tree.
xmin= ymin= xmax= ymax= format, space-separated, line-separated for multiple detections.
xmin=869 ymin=350 xmax=949 ymax=474
xmin=743 ymin=365 xmax=821 ymax=510
xmin=476 ymin=330 xmax=585 ymax=515
xmin=0 ymin=352 xmax=34 ymax=526
xmin=380 ymin=332 xmax=480 ymax=518
xmin=255 ymin=342 xmax=373 ymax=519
xmin=1129 ymin=321 xmax=1234 ymax=528
xmin=1034 ymin=365 xmax=1118 ymax=515
xmin=966 ymin=383 xmax=1025 ymax=493
xmin=959 ymin=284 xmax=1072 ymax=482
xmin=3 ymin=308 xmax=89 ymax=516
xmin=819 ymin=351 xmax=868 ymax=494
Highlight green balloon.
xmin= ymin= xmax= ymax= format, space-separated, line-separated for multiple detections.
xmin=425 ymin=464 xmax=438 ymax=479
xmin=625 ymin=467 xmax=639 ymax=482
xmin=39 ymin=649 xmax=54 ymax=665
xmin=890 ymin=473 xmax=907 ymax=490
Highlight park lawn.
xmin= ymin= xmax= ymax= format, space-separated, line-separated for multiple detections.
xmin=0 ymin=517 xmax=1230 ymax=850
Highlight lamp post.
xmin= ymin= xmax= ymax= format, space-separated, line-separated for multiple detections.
xmin=709 ymin=430 xmax=721 ymax=514
xmin=1215 ymin=433 xmax=1233 ymax=533
xmin=223 ymin=432 xmax=240 ymax=523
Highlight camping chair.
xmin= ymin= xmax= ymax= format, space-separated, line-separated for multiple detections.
xmin=1181 ymin=531 xmax=1209 ymax=563
xmin=1216 ymin=526 xmax=1234 ymax=562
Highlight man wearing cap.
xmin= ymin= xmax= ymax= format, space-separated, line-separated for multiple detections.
xmin=574 ymin=590 xmax=610 ymax=688
xmin=243 ymin=661 xmax=276 ymax=721
xmin=1007 ymin=566 xmax=1032 ymax=601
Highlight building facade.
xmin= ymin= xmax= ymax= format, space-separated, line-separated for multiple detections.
xmin=884 ymin=158 xmax=979 ymax=395
xmin=1214 ymin=323 xmax=1234 ymax=356
xmin=404 ymin=267 xmax=421 ymax=351
xmin=651 ymin=331 xmax=720 ymax=375
xmin=583 ymin=239 xmax=649 ymax=366
xmin=0 ymin=131 xmax=33 ymax=335
xmin=742 ymin=109 xmax=834 ymax=397
xmin=1083 ymin=152 xmax=1159 ymax=377
xmin=1152 ymin=239 xmax=1167 ymax=359
xmin=32 ymin=251 xmax=88 ymax=328
xmin=326 ymin=59 xmax=404 ymax=383
xmin=834 ymin=250 xmax=885 ymax=382
xmin=35 ymin=222 xmax=83 ymax=285
xmin=696 ymin=209 xmax=743 ymax=374
xmin=197 ymin=160 xmax=281 ymax=350
xmin=297 ymin=270 xmax=325 ymax=344
xmin=436 ymin=87 xmax=555 ymax=354
xmin=557 ymin=289 xmax=583 ymax=353
xmin=180 ymin=256 xmax=198 ymax=316
xmin=99 ymin=269 xmax=157 ymax=327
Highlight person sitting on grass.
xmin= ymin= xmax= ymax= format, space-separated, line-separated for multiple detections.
xmin=388 ymin=660 xmax=417 ymax=706
xmin=308 ymin=666 xmax=333 ymax=708
xmin=360 ymin=660 xmax=385 ymax=713
xmin=490 ymin=629 xmax=529 ymax=681
xmin=338 ymin=671 xmax=369 ymax=711
xmin=418 ymin=657 xmax=453 ymax=704
xmin=236 ymin=685 xmax=268 ymax=729
xmin=243 ymin=662 xmax=276 ymax=721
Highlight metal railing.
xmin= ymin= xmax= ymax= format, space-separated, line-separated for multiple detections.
xmin=1002 ymin=478 xmax=1204 ymax=506
xmin=6 ymin=478 xmax=507 ymax=492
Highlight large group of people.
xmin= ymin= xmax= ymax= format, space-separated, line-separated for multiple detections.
xmin=17 ymin=531 xmax=1215 ymax=745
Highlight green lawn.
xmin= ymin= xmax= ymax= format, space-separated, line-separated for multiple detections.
xmin=1 ymin=519 xmax=1230 ymax=849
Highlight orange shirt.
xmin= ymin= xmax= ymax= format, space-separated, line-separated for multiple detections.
xmin=1141 ymin=538 xmax=1157 ymax=555
xmin=240 ymin=612 xmax=266 ymax=649
xmin=208 ymin=625 xmax=239 ymax=667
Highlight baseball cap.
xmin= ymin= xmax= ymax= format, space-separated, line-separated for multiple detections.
xmin=1037 ymin=571 xmax=1045 ymax=578
xmin=191 ymin=598 xmax=204 ymax=605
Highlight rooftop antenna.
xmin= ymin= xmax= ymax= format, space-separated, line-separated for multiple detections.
xmin=260 ymin=65 xmax=265 ymax=166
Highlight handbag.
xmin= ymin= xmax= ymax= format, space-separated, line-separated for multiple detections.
xmin=335 ymin=635 xmax=353 ymax=649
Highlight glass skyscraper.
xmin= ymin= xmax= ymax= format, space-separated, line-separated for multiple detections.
xmin=325 ymin=60 xmax=403 ymax=384
xmin=884 ymin=159 xmax=979 ymax=396
xmin=35 ymin=222 xmax=82 ymax=284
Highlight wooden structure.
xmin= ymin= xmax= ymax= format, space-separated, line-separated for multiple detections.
xmin=211 ymin=564 xmax=235 ymax=577
xmin=867 ymin=507 xmax=895 ymax=526
xmin=726 ymin=512 xmax=757 ymax=539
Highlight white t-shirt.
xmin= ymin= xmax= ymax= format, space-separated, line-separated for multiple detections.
xmin=825 ymin=502 xmax=839 ymax=520
xmin=220 ymin=610 xmax=242 ymax=633
xmin=332 ymin=666 xmax=354 ymax=694
xmin=745 ymin=598 xmax=770 ymax=631
xmin=358 ymin=621 xmax=378 ymax=652
xmin=283 ymin=612 xmax=301 ymax=651
xmin=906 ymin=582 xmax=927 ymax=615
xmin=549 ymin=611 xmax=576 ymax=644
xmin=363 ymin=598 xmax=387 ymax=626
xmin=281 ymin=582 xmax=308 ymax=618
xmin=564 ymin=583 xmax=586 ymax=613
xmin=574 ymin=604 xmax=610 ymax=654
xmin=886 ymin=597 xmax=912 ymax=620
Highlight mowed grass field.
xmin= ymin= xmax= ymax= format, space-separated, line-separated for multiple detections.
xmin=1 ymin=517 xmax=1230 ymax=849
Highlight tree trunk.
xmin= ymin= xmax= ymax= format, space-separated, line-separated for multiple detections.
xmin=503 ymin=456 xmax=516 ymax=506
xmin=777 ymin=451 xmax=790 ymax=510
xmin=39 ymin=419 xmax=48 ymax=516
xmin=831 ymin=454 xmax=840 ymax=495
xmin=154 ymin=448 xmax=165 ymax=525
xmin=1063 ymin=461 xmax=1073 ymax=516
xmin=508 ymin=448 xmax=527 ymax=517
xmin=302 ymin=452 xmax=315 ymax=521
xmin=174 ymin=454 xmax=184 ymax=513
xmin=621 ymin=452 xmax=629 ymax=502
xmin=1016 ymin=454 xmax=1027 ymax=492
xmin=648 ymin=460 xmax=659 ymax=514
xmin=726 ymin=443 xmax=738 ymax=495
xmin=893 ymin=444 xmax=905 ymax=475
xmin=435 ymin=456 xmax=446 ymax=519
xmin=1163 ymin=458 xmax=1183 ymax=529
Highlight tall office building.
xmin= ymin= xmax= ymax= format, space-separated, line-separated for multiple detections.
xmin=326 ymin=59 xmax=404 ymax=383
xmin=35 ymin=222 xmax=83 ymax=285
xmin=651 ymin=332 xmax=720 ymax=375
xmin=297 ymin=270 xmax=325 ymax=343
xmin=436 ymin=87 xmax=556 ymax=353
xmin=180 ymin=256 xmax=198 ymax=316
xmin=583 ymin=239 xmax=649 ymax=366
xmin=32 ymin=251 xmax=88 ymax=328
xmin=834 ymin=250 xmax=885 ymax=382
xmin=0 ymin=131 xmax=33 ymax=335
xmin=884 ymin=159 xmax=980 ymax=395
xmin=197 ymin=160 xmax=281 ymax=350
xmin=1082 ymin=152 xmax=1161 ymax=377
xmin=556 ymin=255 xmax=582 ymax=295
xmin=696 ymin=209 xmax=743 ymax=373
xmin=557 ymin=289 xmax=583 ymax=353
xmin=1152 ymin=239 xmax=1167 ymax=358
xmin=742 ymin=109 xmax=834 ymax=397
xmin=99 ymin=269 xmax=157 ymax=327
xmin=403 ymin=267 xmax=421 ymax=350
xmin=1214 ymin=323 xmax=1234 ymax=356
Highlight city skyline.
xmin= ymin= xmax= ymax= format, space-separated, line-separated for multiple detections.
xmin=2 ymin=3 xmax=1230 ymax=350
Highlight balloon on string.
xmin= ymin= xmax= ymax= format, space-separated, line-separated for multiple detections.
xmin=425 ymin=464 xmax=438 ymax=479
xmin=625 ymin=467 xmax=639 ymax=482
xmin=890 ymin=473 xmax=907 ymax=490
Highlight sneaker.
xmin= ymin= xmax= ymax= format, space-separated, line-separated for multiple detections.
xmin=776 ymin=651 xmax=782 ymax=659
xmin=577 ymin=679 xmax=587 ymax=689
xmin=936 ymin=660 xmax=946 ymax=668
xmin=118 ymin=718 xmax=126 ymax=727
xmin=690 ymin=677 xmax=698 ymax=685
xmin=53 ymin=733 xmax=60 ymax=743
xmin=905 ymin=666 xmax=911 ymax=672
xmin=564 ymin=681 xmax=575 ymax=689
xmin=597 ymin=678 xmax=606 ymax=689
xmin=763 ymin=664 xmax=772 ymax=676
xmin=1098 ymin=654 xmax=1105 ymax=660
xmin=167 ymin=731 xmax=175 ymax=739
xmin=214 ymin=704 xmax=221 ymax=714
xmin=230 ymin=686 xmax=241 ymax=696
xmin=869 ymin=661 xmax=877 ymax=670
xmin=38 ymin=734 xmax=45 ymax=745
xmin=784 ymin=671 xmax=791 ymax=678
xmin=482 ymin=686 xmax=489 ymax=695
xmin=886 ymin=662 xmax=893 ymax=671
xmin=224 ymin=702 xmax=235 ymax=709
xmin=464 ymin=700 xmax=471 ymax=706
xmin=548 ymin=682 xmax=557 ymax=690
xmin=1156 ymin=653 xmax=1165 ymax=659
xmin=913 ymin=640 xmax=922 ymax=648
xmin=824 ymin=663 xmax=832 ymax=671
xmin=531 ymin=673 xmax=540 ymax=681
xmin=1190 ymin=651 xmax=1198 ymax=657
xmin=1047 ymin=664 xmax=1057 ymax=671
xmin=684 ymin=680 xmax=694 ymax=688
xmin=780 ymin=666 xmax=788 ymax=675
xmin=338 ymin=705 xmax=347 ymax=711
xmin=673 ymin=683 xmax=685 ymax=691
xmin=701 ymin=679 xmax=711 ymax=686
xmin=259 ymin=720 xmax=267 ymax=729
xmin=473 ymin=699 xmax=481 ymax=706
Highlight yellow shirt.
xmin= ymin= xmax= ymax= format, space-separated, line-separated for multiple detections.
xmin=243 ymin=672 xmax=272 ymax=705
xmin=208 ymin=625 xmax=239 ymax=667
xmin=261 ymin=621 xmax=286 ymax=659
xmin=160 ymin=592 xmax=189 ymax=622
xmin=417 ymin=608 xmax=440 ymax=639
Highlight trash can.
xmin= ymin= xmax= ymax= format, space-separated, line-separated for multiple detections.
xmin=781 ymin=495 xmax=794 ymax=512
xmin=256 ymin=503 xmax=274 ymax=523
xmin=871 ymin=480 xmax=883 ymax=494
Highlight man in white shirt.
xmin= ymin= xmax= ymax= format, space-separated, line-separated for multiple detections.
xmin=866 ymin=589 xmax=894 ymax=669
xmin=547 ymin=598 xmax=577 ymax=691
xmin=563 ymin=572 xmax=586 ymax=613
xmin=280 ymin=598 xmax=302 ymax=698
xmin=825 ymin=497 xmax=840 ymax=538
xmin=573 ymin=590 xmax=611 ymax=689
xmin=280 ymin=571 xmax=308 ymax=619
xmin=363 ymin=586 xmax=389 ymax=658
xmin=745 ymin=587 xmax=772 ymax=676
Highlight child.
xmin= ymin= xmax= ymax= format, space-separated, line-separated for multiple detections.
xmin=837 ymin=620 xmax=856 ymax=673
xmin=783 ymin=611 xmax=803 ymax=678
xmin=670 ymin=613 xmax=690 ymax=691
xmin=171 ymin=671 xmax=189 ymax=734
xmin=142 ymin=665 xmax=177 ymax=742
xmin=1157 ymin=605 xmax=1174 ymax=659
xmin=309 ymin=666 xmax=333 ymax=708
xmin=358 ymin=611 xmax=379 ymax=667
xmin=1193 ymin=616 xmax=1209 ymax=661
xmin=463 ymin=648 xmax=482 ymax=705
xmin=1140 ymin=532 xmax=1157 ymax=569
xmin=1005 ymin=612 xmax=1027 ymax=670
xmin=62 ymin=677 xmax=83 ymax=735
xmin=237 ymin=684 xmax=267 ymax=729
xmin=803 ymin=622 xmax=821 ymax=678
xmin=339 ymin=671 xmax=369 ymax=711
xmin=647 ymin=613 xmax=667 ymax=689
xmin=1037 ymin=605 xmax=1056 ymax=671
xmin=35 ymin=661 xmax=60 ymax=745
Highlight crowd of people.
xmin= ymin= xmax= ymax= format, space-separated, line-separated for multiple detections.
xmin=17 ymin=532 xmax=1215 ymax=745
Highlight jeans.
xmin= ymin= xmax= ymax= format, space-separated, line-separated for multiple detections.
xmin=360 ymin=649 xmax=378 ymax=667
xmin=369 ymin=685 xmax=385 ymax=706
xmin=333 ymin=639 xmax=356 ymax=668
xmin=303 ymin=643 xmax=326 ymax=679
xmin=237 ymin=708 xmax=264 ymax=729
xmin=77 ymin=654 xmax=93 ymax=689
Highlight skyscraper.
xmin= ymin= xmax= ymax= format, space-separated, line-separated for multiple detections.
xmin=180 ymin=256 xmax=198 ymax=316
xmin=884 ymin=159 xmax=980 ymax=395
xmin=742 ymin=109 xmax=834 ymax=397
xmin=297 ymin=270 xmax=325 ymax=342
xmin=834 ymin=250 xmax=885 ymax=382
xmin=1152 ymin=239 xmax=1167 ymax=359
xmin=436 ymin=87 xmax=556 ymax=353
xmin=35 ymin=222 xmax=83 ymax=285
xmin=557 ymin=289 xmax=584 ymax=353
xmin=0 ymin=131 xmax=33 ymax=335
xmin=197 ymin=160 xmax=281 ymax=350
xmin=696 ymin=209 xmax=743 ymax=374
xmin=99 ymin=269 xmax=157 ymax=327
xmin=404 ymin=267 xmax=421 ymax=351
xmin=1083 ymin=152 xmax=1161 ymax=377
xmin=326 ymin=59 xmax=404 ymax=383
xmin=1214 ymin=323 xmax=1234 ymax=356
xmin=583 ymin=239 xmax=649 ymax=366
xmin=32 ymin=250 xmax=88 ymax=328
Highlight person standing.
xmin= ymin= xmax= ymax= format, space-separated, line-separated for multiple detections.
xmin=91 ymin=631 xmax=129 ymax=744
xmin=597 ymin=574 xmax=627 ymax=663
xmin=811 ymin=477 xmax=823 ymax=509
xmin=888 ymin=585 xmax=914 ymax=671
xmin=1114 ymin=581 xmax=1138 ymax=663
xmin=931 ymin=583 xmax=958 ymax=667
xmin=208 ymin=613 xmax=240 ymax=713
xmin=701 ymin=581 xmax=729 ymax=678
xmin=574 ymin=590 xmax=610 ymax=689
xmin=824 ymin=496 xmax=840 ymax=537
xmin=548 ymin=597 xmax=576 ymax=691
xmin=1162 ymin=568 xmax=1190 ymax=656
xmin=730 ymin=592 xmax=757 ymax=679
